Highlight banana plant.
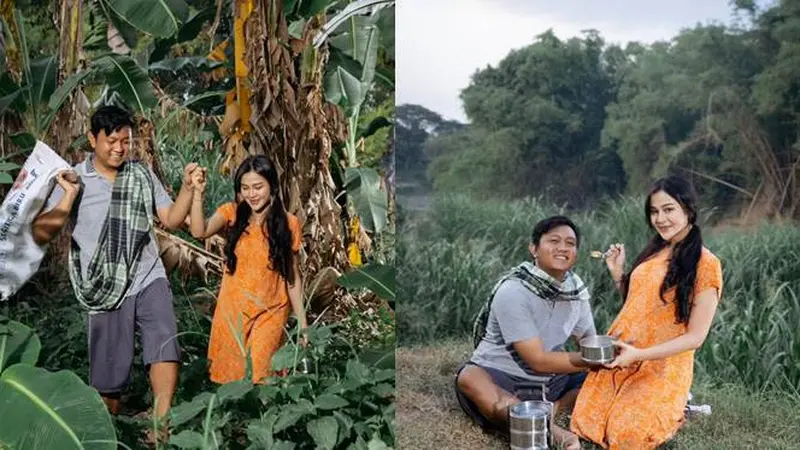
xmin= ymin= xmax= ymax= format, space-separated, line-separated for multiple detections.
xmin=316 ymin=0 xmax=395 ymax=235
xmin=0 ymin=316 xmax=117 ymax=449
xmin=0 ymin=1 xmax=221 ymax=183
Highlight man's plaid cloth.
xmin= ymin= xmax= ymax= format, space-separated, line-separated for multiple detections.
xmin=68 ymin=159 xmax=156 ymax=312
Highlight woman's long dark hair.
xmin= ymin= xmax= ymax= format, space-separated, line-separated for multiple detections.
xmin=224 ymin=155 xmax=295 ymax=284
xmin=620 ymin=176 xmax=703 ymax=324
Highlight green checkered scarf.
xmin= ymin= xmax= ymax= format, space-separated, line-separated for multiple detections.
xmin=472 ymin=261 xmax=590 ymax=348
xmin=68 ymin=159 xmax=155 ymax=312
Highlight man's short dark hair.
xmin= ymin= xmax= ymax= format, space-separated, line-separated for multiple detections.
xmin=531 ymin=215 xmax=581 ymax=248
xmin=90 ymin=104 xmax=134 ymax=138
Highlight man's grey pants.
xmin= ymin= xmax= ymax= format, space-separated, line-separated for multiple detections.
xmin=88 ymin=278 xmax=181 ymax=394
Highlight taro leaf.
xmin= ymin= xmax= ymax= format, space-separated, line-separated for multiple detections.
xmin=307 ymin=416 xmax=338 ymax=450
xmin=337 ymin=262 xmax=395 ymax=301
xmin=92 ymin=54 xmax=157 ymax=113
xmin=9 ymin=133 xmax=35 ymax=150
xmin=273 ymin=399 xmax=315 ymax=433
xmin=314 ymin=393 xmax=349 ymax=410
xmin=103 ymin=0 xmax=189 ymax=37
xmin=169 ymin=430 xmax=204 ymax=449
xmin=0 ymin=317 xmax=40 ymax=373
xmin=344 ymin=167 xmax=387 ymax=233
xmin=0 ymin=365 xmax=116 ymax=449
xmin=217 ymin=379 xmax=253 ymax=402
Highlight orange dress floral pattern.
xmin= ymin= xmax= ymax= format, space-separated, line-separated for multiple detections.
xmin=207 ymin=202 xmax=302 ymax=384
xmin=570 ymin=247 xmax=722 ymax=449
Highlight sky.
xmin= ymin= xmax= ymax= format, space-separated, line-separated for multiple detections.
xmin=396 ymin=0 xmax=760 ymax=123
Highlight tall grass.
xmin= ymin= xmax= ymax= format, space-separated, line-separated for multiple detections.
xmin=398 ymin=193 xmax=800 ymax=395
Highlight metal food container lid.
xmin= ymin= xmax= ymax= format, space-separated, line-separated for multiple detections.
xmin=509 ymin=400 xmax=550 ymax=418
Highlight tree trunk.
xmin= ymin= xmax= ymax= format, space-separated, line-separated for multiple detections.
xmin=244 ymin=0 xmax=350 ymax=313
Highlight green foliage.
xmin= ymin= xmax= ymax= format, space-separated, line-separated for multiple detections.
xmin=0 ymin=317 xmax=116 ymax=449
xmin=165 ymin=325 xmax=395 ymax=450
xmin=399 ymin=194 xmax=800 ymax=396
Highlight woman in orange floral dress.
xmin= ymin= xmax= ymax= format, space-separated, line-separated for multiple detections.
xmin=189 ymin=155 xmax=307 ymax=384
xmin=570 ymin=176 xmax=723 ymax=449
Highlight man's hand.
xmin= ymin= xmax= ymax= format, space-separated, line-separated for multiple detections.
xmin=56 ymin=170 xmax=81 ymax=197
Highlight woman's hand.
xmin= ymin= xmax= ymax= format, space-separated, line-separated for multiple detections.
xmin=604 ymin=340 xmax=643 ymax=369
xmin=605 ymin=243 xmax=626 ymax=283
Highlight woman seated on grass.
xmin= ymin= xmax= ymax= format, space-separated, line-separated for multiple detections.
xmin=570 ymin=175 xmax=723 ymax=449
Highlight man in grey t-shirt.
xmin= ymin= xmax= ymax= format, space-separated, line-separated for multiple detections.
xmin=455 ymin=216 xmax=597 ymax=450
xmin=32 ymin=105 xmax=200 ymax=442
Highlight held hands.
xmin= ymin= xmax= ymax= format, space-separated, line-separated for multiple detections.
xmin=191 ymin=167 xmax=207 ymax=196
xmin=182 ymin=162 xmax=199 ymax=188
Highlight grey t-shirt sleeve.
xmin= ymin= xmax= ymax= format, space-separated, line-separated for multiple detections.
xmin=149 ymin=169 xmax=173 ymax=209
xmin=492 ymin=280 xmax=540 ymax=344
xmin=572 ymin=300 xmax=597 ymax=339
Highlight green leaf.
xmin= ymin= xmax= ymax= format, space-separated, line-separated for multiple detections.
xmin=344 ymin=167 xmax=388 ymax=233
xmin=150 ymin=7 xmax=217 ymax=63
xmin=273 ymin=400 xmax=315 ymax=433
xmin=0 ymin=365 xmax=116 ymax=449
xmin=367 ymin=434 xmax=389 ymax=450
xmin=0 ymin=163 xmax=21 ymax=171
xmin=217 ymin=379 xmax=254 ymax=402
xmin=287 ymin=384 xmax=304 ymax=402
xmin=345 ymin=359 xmax=370 ymax=386
xmin=30 ymin=56 xmax=57 ymax=108
xmin=273 ymin=441 xmax=296 ymax=450
xmin=0 ymin=90 xmax=21 ymax=116
xmin=315 ymin=393 xmax=349 ymax=410
xmin=9 ymin=133 xmax=35 ymax=150
xmin=307 ymin=416 xmax=338 ymax=450
xmin=47 ymin=70 xmax=92 ymax=113
xmin=346 ymin=436 xmax=369 ymax=450
xmin=370 ymin=383 xmax=393 ymax=398
xmin=149 ymin=57 xmax=222 ymax=72
xmin=337 ymin=263 xmax=395 ymax=301
xmin=332 ymin=411 xmax=353 ymax=443
xmin=92 ymin=54 xmax=157 ymax=112
xmin=103 ymin=0 xmax=189 ymax=37
xmin=258 ymin=384 xmax=281 ymax=403
xmin=324 ymin=65 xmax=362 ymax=113
xmin=107 ymin=9 xmax=140 ymax=49
xmin=357 ymin=116 xmax=392 ymax=140
xmin=0 ymin=41 xmax=5 ymax=74
xmin=298 ymin=0 xmax=334 ymax=18
xmin=169 ymin=392 xmax=213 ymax=427
xmin=0 ymin=173 xmax=13 ymax=184
xmin=0 ymin=317 xmax=40 ymax=372
xmin=329 ymin=17 xmax=379 ymax=88
xmin=270 ymin=343 xmax=300 ymax=371
xmin=169 ymin=430 xmax=205 ymax=449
